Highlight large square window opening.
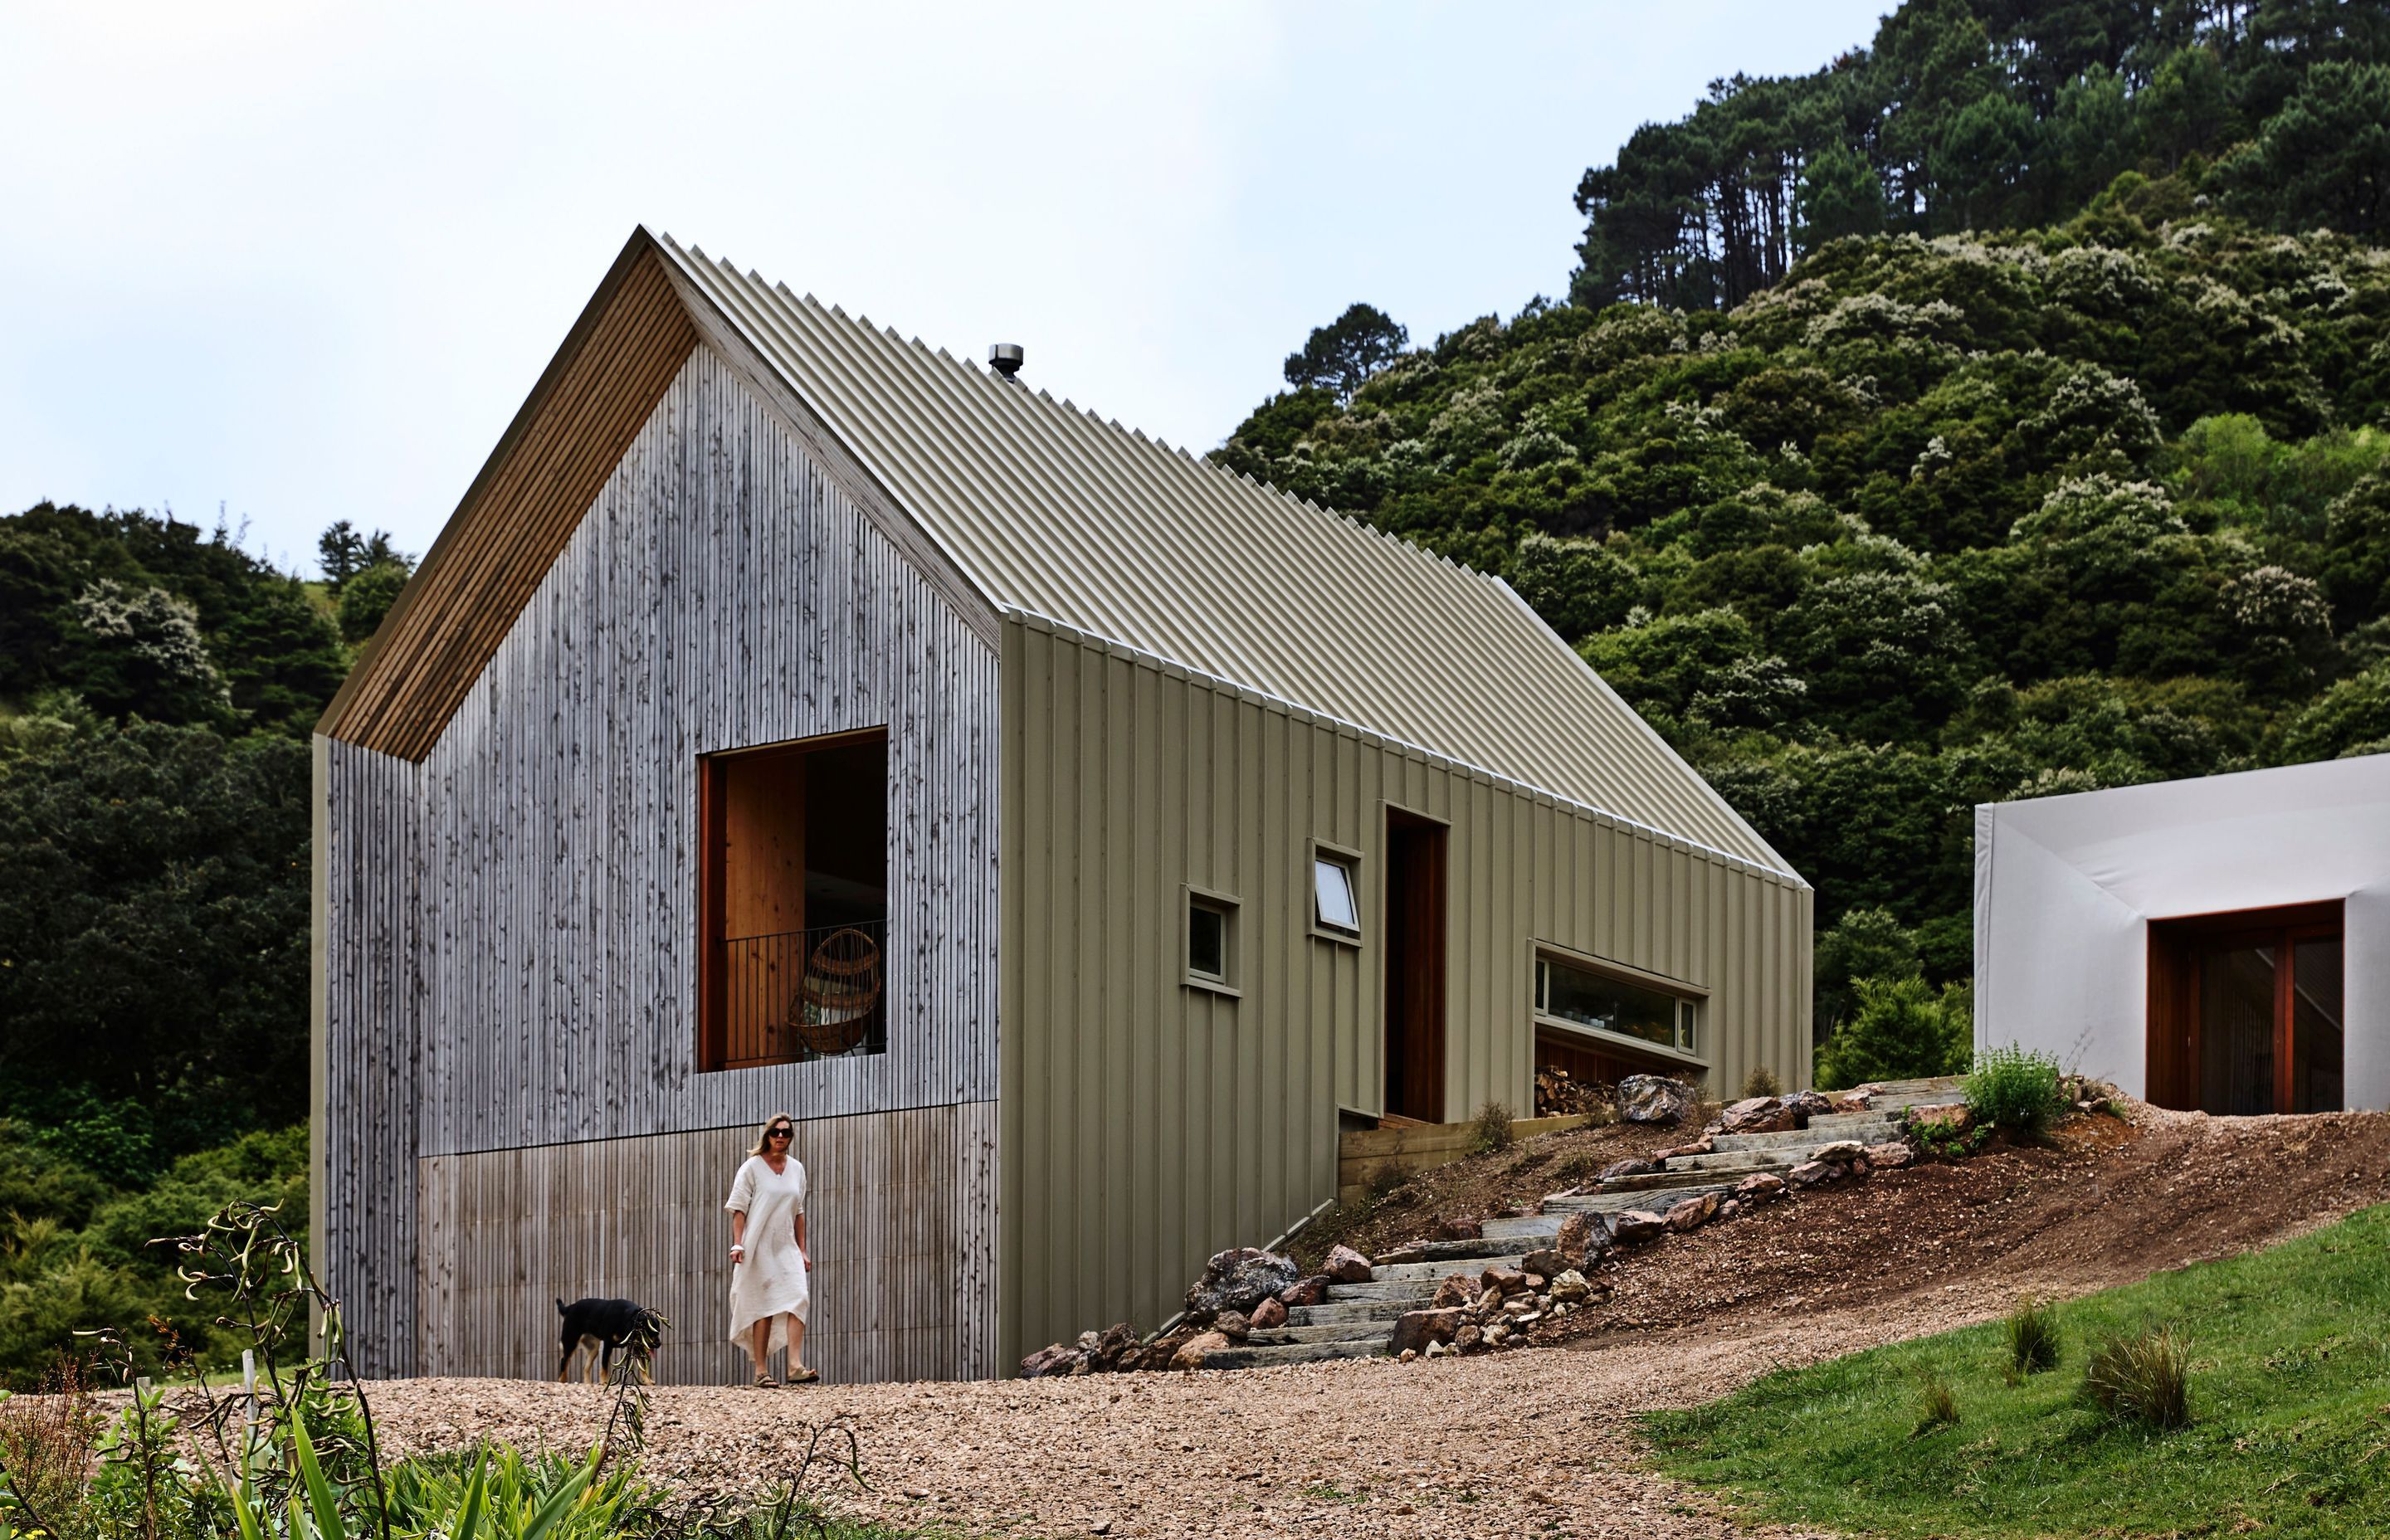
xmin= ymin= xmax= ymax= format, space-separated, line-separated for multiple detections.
xmin=1314 ymin=855 xmax=1360 ymax=938
xmin=698 ymin=730 xmax=889 ymax=1070
xmin=1534 ymin=954 xmax=1700 ymax=1060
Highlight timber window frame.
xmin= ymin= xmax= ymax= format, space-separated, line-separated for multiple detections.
xmin=1529 ymin=943 xmax=1708 ymax=1069
xmin=1309 ymin=839 xmax=1364 ymax=946
xmin=1184 ymin=885 xmax=1241 ymax=997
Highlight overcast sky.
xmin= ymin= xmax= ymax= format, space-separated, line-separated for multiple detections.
xmin=1 ymin=2 xmax=1888 ymax=575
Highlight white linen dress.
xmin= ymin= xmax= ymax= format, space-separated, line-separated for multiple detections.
xmin=724 ymin=1153 xmax=810 ymax=1363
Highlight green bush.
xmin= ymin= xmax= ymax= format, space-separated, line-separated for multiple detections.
xmin=1911 ymin=1371 xmax=1960 ymax=1435
xmin=1814 ymin=976 xmax=1971 ymax=1091
xmin=2084 ymin=1323 xmax=2192 ymax=1430
xmin=1966 ymin=1045 xmax=2068 ymax=1137
xmin=2003 ymin=1296 xmax=2063 ymax=1379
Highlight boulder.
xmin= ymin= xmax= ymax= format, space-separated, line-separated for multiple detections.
xmin=1867 ymin=1142 xmax=1915 ymax=1170
xmin=1480 ymin=1265 xmax=1528 ymax=1296
xmin=1184 ymin=1247 xmax=1300 ymax=1319
xmin=1019 ymin=1341 xmax=1080 ymax=1378
xmin=1247 ymin=1296 xmax=1287 ymax=1331
xmin=1612 ymin=1209 xmax=1666 ymax=1244
xmin=1519 ymin=1248 xmax=1569 ymax=1279
xmin=1783 ymin=1089 xmax=1832 ymax=1123
xmin=1388 ymin=1307 xmax=1463 ymax=1357
xmin=1430 ymin=1272 xmax=1481 ymax=1309
xmin=1088 ymin=1322 xmax=1139 ymax=1372
xmin=1806 ymin=1139 xmax=1866 ymax=1165
xmin=1213 ymin=1310 xmax=1251 ymax=1342
xmin=1910 ymin=1103 xmax=1973 ymax=1136
xmin=1321 ymin=1245 xmax=1374 ymax=1284
xmin=1276 ymin=1274 xmax=1330 ymax=1308
xmin=1651 ymin=1138 xmax=1714 ymax=1161
xmin=1433 ymin=1217 xmax=1484 ymax=1242
xmin=1735 ymin=1172 xmax=1786 ymax=1205
xmin=1554 ymin=1211 xmax=1598 ymax=1260
xmin=1597 ymin=1157 xmax=1658 ymax=1183
xmin=1376 ymin=1243 xmax=1429 ymax=1265
xmin=1718 ymin=1096 xmax=1797 ymax=1135
xmin=1717 ymin=1199 xmax=1741 ymax=1221
xmin=1617 ymin=1074 xmax=1694 ymax=1124
xmin=1851 ymin=1157 xmax=1872 ymax=1179
xmin=1170 ymin=1330 xmax=1229 ymax=1370
xmin=1549 ymin=1269 xmax=1592 ymax=1304
xmin=1455 ymin=1321 xmax=1482 ymax=1351
xmin=1788 ymin=1159 xmax=1838 ymax=1188
xmin=1665 ymin=1192 xmax=1719 ymax=1232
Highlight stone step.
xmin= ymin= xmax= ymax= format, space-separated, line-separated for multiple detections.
xmin=1383 ymin=1235 xmax=1542 ymax=1265
xmin=1368 ymin=1254 xmax=1526 ymax=1284
xmin=1865 ymin=1084 xmax=1968 ymax=1113
xmin=1245 ymin=1319 xmax=1397 ymax=1346
xmin=1200 ymin=1338 xmax=1388 ymax=1371
xmin=1647 ymin=1150 xmax=1802 ymax=1176
xmin=1708 ymin=1118 xmax=1900 ymax=1153
xmin=1861 ymin=1075 xmax=1968 ymax=1099
xmin=1480 ymin=1215 xmax=1564 ymax=1244
xmin=1548 ymin=1179 xmax=1741 ymax=1216
xmin=1323 ymin=1279 xmax=1449 ymax=1303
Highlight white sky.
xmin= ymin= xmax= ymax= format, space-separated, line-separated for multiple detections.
xmin=0 ymin=2 xmax=1887 ymax=576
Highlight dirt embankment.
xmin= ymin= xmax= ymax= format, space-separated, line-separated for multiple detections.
xmin=364 ymin=1104 xmax=2390 ymax=1540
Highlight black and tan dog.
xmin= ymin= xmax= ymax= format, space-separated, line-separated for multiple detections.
xmin=555 ymin=1296 xmax=665 ymax=1383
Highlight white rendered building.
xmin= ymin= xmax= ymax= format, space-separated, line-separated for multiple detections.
xmin=1973 ymin=754 xmax=2390 ymax=1114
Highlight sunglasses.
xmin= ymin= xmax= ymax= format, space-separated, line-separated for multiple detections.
xmin=768 ymin=1127 xmax=793 ymax=1138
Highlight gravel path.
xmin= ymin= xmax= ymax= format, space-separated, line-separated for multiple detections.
xmin=364 ymin=1106 xmax=2390 ymax=1539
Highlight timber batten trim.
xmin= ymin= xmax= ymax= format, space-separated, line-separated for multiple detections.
xmin=318 ymin=240 xmax=699 ymax=760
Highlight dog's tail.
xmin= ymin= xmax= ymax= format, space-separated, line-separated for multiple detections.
xmin=556 ymin=1298 xmax=568 ymax=1316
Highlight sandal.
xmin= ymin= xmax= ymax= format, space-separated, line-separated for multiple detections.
xmin=787 ymin=1367 xmax=819 ymax=1384
xmin=753 ymin=1371 xmax=779 ymax=1389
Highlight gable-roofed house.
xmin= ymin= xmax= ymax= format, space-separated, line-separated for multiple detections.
xmin=312 ymin=227 xmax=1811 ymax=1385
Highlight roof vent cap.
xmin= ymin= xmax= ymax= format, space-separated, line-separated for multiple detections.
xmin=988 ymin=343 xmax=1025 ymax=381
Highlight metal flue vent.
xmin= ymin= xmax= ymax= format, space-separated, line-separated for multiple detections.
xmin=988 ymin=343 xmax=1025 ymax=381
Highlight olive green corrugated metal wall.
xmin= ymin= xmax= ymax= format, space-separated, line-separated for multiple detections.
xmin=997 ymin=619 xmax=1811 ymax=1370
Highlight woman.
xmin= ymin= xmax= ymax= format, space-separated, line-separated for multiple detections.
xmin=724 ymin=1112 xmax=814 ymax=1386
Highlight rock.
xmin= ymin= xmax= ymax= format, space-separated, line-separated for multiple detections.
xmin=1850 ymin=1157 xmax=1872 ymax=1179
xmin=1087 ymin=1322 xmax=1139 ymax=1371
xmin=1651 ymin=1138 xmax=1714 ymax=1161
xmin=1806 ymin=1139 xmax=1866 ymax=1164
xmin=1490 ymin=1203 xmax=1525 ymax=1220
xmin=1213 ymin=1310 xmax=1251 ymax=1342
xmin=1473 ymin=1289 xmax=1508 ymax=1322
xmin=1867 ymin=1142 xmax=1914 ymax=1169
xmin=1170 ymin=1331 xmax=1228 ymax=1370
xmin=1665 ymin=1192 xmax=1719 ymax=1232
xmin=1480 ymin=1266 xmax=1528 ymax=1296
xmin=1617 ymin=1074 xmax=1694 ymax=1124
xmin=1424 ymin=1340 xmax=1446 ymax=1358
xmin=1019 ymin=1341 xmax=1080 ymax=1378
xmin=1554 ymin=1211 xmax=1597 ymax=1259
xmin=1483 ymin=1320 xmax=1510 ymax=1347
xmin=1397 ymin=1348 xmax=1417 ymax=1363
xmin=1910 ymin=1103 xmax=1972 ymax=1136
xmin=1433 ymin=1217 xmax=1484 ymax=1242
xmin=1455 ymin=1322 xmax=1482 ymax=1351
xmin=1276 ymin=1274 xmax=1329 ymax=1308
xmin=1430 ymin=1272 xmax=1480 ymax=1309
xmin=1612 ymin=1209 xmax=1666 ymax=1244
xmin=1376 ymin=1243 xmax=1428 ymax=1265
xmin=1718 ymin=1096 xmax=1796 ymax=1135
xmin=1519 ymin=1248 xmax=1569 ymax=1279
xmin=1717 ymin=1199 xmax=1741 ymax=1221
xmin=1388 ymin=1307 xmax=1463 ymax=1357
xmin=1783 ymin=1089 xmax=1832 ymax=1123
xmin=1735 ymin=1172 xmax=1786 ymax=1205
xmin=1247 ymin=1296 xmax=1287 ymax=1330
xmin=1522 ymin=1274 xmax=1547 ymax=1292
xmin=1184 ymin=1247 xmax=1300 ymax=1319
xmin=1321 ymin=1245 xmax=1374 ymax=1283
xmin=1788 ymin=1159 xmax=1838 ymax=1188
xmin=1549 ymin=1269 xmax=1591 ymax=1304
xmin=1597 ymin=1157 xmax=1658 ymax=1183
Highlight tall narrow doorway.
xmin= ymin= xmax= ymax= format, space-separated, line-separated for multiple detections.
xmin=2147 ymin=900 xmax=2344 ymax=1114
xmin=1383 ymin=810 xmax=1448 ymax=1123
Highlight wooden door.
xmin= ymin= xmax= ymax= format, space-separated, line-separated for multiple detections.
xmin=1383 ymin=811 xmax=1448 ymax=1123
xmin=2146 ymin=900 xmax=2344 ymax=1114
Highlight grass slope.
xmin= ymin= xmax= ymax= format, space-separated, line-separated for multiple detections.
xmin=1646 ymin=1203 xmax=2390 ymax=1538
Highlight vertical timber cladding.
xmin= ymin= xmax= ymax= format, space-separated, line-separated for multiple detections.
xmin=999 ymin=619 xmax=1809 ymax=1369
xmin=315 ymin=735 xmax=425 ymax=1378
xmin=402 ymin=345 xmax=1000 ymax=1381
xmin=417 ymin=1104 xmax=997 ymax=1385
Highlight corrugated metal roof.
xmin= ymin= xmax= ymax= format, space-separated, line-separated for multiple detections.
xmin=659 ymin=232 xmax=1797 ymax=879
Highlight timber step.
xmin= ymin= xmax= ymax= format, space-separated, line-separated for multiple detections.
xmin=1369 ymin=1254 xmax=1526 ymax=1284
xmin=1199 ymin=1338 xmax=1391 ymax=1370
xmin=1708 ymin=1115 xmax=1901 ymax=1152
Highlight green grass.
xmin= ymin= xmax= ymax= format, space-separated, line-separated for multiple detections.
xmin=1645 ymin=1204 xmax=2390 ymax=1538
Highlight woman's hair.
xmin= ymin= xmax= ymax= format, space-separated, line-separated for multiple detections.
xmin=748 ymin=1111 xmax=797 ymax=1158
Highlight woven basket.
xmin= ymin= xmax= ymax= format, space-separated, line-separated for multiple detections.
xmin=792 ymin=928 xmax=881 ymax=1055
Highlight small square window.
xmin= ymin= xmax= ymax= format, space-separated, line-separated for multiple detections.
xmin=1186 ymin=889 xmax=1238 ymax=993
xmin=1314 ymin=856 xmax=1359 ymax=937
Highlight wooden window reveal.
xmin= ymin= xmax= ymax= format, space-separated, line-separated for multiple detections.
xmin=698 ymin=729 xmax=890 ymax=1070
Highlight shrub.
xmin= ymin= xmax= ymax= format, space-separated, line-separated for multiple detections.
xmin=2004 ymin=1296 xmax=2063 ymax=1379
xmin=1911 ymin=1371 xmax=1961 ymax=1435
xmin=1967 ymin=1045 xmax=2068 ymax=1137
xmin=2084 ymin=1324 xmax=2192 ymax=1430
xmin=1814 ymin=975 xmax=1972 ymax=1090
xmin=1739 ymin=1065 xmax=1784 ymax=1100
xmin=1469 ymin=1099 xmax=1516 ymax=1154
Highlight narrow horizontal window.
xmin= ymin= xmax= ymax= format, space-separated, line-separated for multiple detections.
xmin=1314 ymin=855 xmax=1359 ymax=937
xmin=1534 ymin=952 xmax=1702 ymax=1060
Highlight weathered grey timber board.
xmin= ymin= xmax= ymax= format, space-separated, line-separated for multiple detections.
xmin=412 ymin=345 xmax=999 ymax=1155
xmin=417 ymin=1103 xmax=997 ymax=1385
xmin=997 ymin=616 xmax=1811 ymax=1369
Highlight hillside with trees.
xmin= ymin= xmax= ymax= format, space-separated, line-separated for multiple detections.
xmin=1221 ymin=0 xmax=2390 ymax=1069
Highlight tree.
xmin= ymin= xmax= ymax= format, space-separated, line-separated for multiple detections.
xmin=1282 ymin=304 xmax=1410 ymax=401
xmin=2222 ymin=61 xmax=2390 ymax=235
xmin=2142 ymin=46 xmax=2238 ymax=169
xmin=1796 ymin=142 xmax=1885 ymax=250
xmin=315 ymin=519 xmax=404 ymax=592
xmin=339 ymin=559 xmax=412 ymax=644
xmin=1814 ymin=975 xmax=1973 ymax=1089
